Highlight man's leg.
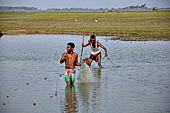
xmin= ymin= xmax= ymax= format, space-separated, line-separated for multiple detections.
xmin=86 ymin=55 xmax=93 ymax=67
xmin=87 ymin=58 xmax=93 ymax=67
xmin=65 ymin=72 xmax=71 ymax=86
xmin=97 ymin=53 xmax=102 ymax=68
xmin=67 ymin=82 xmax=71 ymax=86
xmin=71 ymin=72 xmax=76 ymax=85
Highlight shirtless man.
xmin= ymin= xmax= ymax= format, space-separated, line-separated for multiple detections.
xmin=82 ymin=35 xmax=108 ymax=68
xmin=60 ymin=42 xmax=84 ymax=86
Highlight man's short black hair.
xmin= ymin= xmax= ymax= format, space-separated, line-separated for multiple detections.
xmin=67 ymin=42 xmax=75 ymax=48
xmin=90 ymin=35 xmax=96 ymax=38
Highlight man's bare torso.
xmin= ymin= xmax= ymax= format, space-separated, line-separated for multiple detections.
xmin=63 ymin=52 xmax=78 ymax=69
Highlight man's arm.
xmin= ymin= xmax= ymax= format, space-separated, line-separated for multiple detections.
xmin=82 ymin=40 xmax=90 ymax=47
xmin=75 ymin=53 xmax=83 ymax=66
xmin=97 ymin=42 xmax=108 ymax=57
xmin=60 ymin=53 xmax=66 ymax=64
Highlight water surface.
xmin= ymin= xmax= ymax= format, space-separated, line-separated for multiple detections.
xmin=0 ymin=35 xmax=170 ymax=113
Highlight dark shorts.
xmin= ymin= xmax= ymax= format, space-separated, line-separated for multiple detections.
xmin=89 ymin=52 xmax=101 ymax=61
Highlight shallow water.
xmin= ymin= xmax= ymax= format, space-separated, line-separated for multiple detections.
xmin=0 ymin=35 xmax=170 ymax=113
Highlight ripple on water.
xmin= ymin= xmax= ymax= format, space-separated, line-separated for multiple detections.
xmin=0 ymin=35 xmax=170 ymax=113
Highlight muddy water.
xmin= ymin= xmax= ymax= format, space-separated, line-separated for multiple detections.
xmin=0 ymin=35 xmax=170 ymax=113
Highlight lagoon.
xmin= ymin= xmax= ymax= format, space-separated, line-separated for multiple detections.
xmin=0 ymin=35 xmax=170 ymax=113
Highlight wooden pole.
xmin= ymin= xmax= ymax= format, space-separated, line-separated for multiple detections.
xmin=80 ymin=36 xmax=84 ymax=62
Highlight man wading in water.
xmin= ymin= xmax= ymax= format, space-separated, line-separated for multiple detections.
xmin=82 ymin=35 xmax=108 ymax=68
xmin=60 ymin=42 xmax=87 ymax=86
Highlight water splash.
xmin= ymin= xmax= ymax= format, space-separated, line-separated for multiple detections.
xmin=77 ymin=63 xmax=98 ymax=83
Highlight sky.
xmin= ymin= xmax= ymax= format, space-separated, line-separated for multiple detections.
xmin=0 ymin=0 xmax=170 ymax=9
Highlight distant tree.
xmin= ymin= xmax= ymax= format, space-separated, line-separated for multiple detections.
xmin=129 ymin=6 xmax=135 ymax=9
xmin=135 ymin=5 xmax=139 ymax=9
xmin=140 ymin=4 xmax=147 ymax=9
xmin=0 ymin=6 xmax=38 ymax=11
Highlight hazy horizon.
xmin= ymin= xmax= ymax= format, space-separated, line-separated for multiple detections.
xmin=0 ymin=0 xmax=170 ymax=10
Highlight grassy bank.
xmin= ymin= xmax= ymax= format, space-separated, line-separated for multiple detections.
xmin=0 ymin=11 xmax=170 ymax=40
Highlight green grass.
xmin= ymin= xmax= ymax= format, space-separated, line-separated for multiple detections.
xmin=136 ymin=33 xmax=170 ymax=37
xmin=0 ymin=11 xmax=170 ymax=40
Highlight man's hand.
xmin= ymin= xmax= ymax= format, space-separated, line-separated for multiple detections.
xmin=82 ymin=57 xmax=88 ymax=62
xmin=60 ymin=53 xmax=66 ymax=64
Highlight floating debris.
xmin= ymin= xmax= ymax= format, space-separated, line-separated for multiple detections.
xmin=33 ymin=102 xmax=36 ymax=106
xmin=26 ymin=82 xmax=29 ymax=85
xmin=44 ymin=77 xmax=48 ymax=80
xmin=2 ymin=102 xmax=6 ymax=106
xmin=14 ymin=89 xmax=18 ymax=91
xmin=55 ymin=93 xmax=57 ymax=96
xmin=50 ymin=96 xmax=53 ymax=98
xmin=7 ymin=96 xmax=9 ymax=98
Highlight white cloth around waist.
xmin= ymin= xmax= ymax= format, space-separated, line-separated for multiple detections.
xmin=91 ymin=51 xmax=100 ymax=55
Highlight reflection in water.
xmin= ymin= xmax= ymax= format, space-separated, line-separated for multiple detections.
xmin=91 ymin=68 xmax=101 ymax=80
xmin=77 ymin=68 xmax=101 ymax=112
xmin=61 ymin=68 xmax=101 ymax=113
xmin=64 ymin=85 xmax=78 ymax=113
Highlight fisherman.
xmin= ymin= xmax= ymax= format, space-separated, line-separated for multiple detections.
xmin=60 ymin=42 xmax=87 ymax=86
xmin=82 ymin=35 xmax=108 ymax=68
